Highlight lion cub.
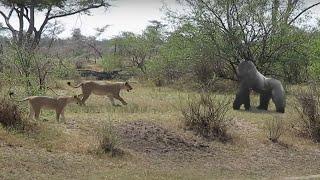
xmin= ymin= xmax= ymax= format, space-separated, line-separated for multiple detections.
xmin=67 ymin=81 xmax=133 ymax=106
xmin=13 ymin=95 xmax=81 ymax=121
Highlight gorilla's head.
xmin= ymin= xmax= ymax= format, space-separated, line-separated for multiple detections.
xmin=237 ymin=60 xmax=257 ymax=80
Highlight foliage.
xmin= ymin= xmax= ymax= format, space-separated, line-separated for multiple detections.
xmin=161 ymin=0 xmax=316 ymax=82
xmin=0 ymin=0 xmax=111 ymax=50
xmin=308 ymin=32 xmax=320 ymax=81
xmin=108 ymin=21 xmax=165 ymax=73
xmin=4 ymin=46 xmax=52 ymax=94
xmin=52 ymin=60 xmax=78 ymax=79
xmin=101 ymin=54 xmax=123 ymax=72
xmin=181 ymin=93 xmax=232 ymax=141
xmin=295 ymin=84 xmax=320 ymax=142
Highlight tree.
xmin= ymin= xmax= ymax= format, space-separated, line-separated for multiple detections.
xmin=0 ymin=0 xmax=111 ymax=50
xmin=166 ymin=0 xmax=320 ymax=81
xmin=109 ymin=22 xmax=165 ymax=73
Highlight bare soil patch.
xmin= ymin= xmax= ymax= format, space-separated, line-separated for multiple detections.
xmin=117 ymin=120 xmax=209 ymax=155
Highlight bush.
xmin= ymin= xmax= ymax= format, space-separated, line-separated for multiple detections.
xmin=181 ymin=93 xmax=232 ymax=141
xmin=264 ymin=116 xmax=285 ymax=143
xmin=0 ymin=98 xmax=23 ymax=129
xmin=96 ymin=121 xmax=123 ymax=156
xmin=101 ymin=54 xmax=123 ymax=72
xmin=309 ymin=61 xmax=320 ymax=81
xmin=52 ymin=61 xmax=78 ymax=79
xmin=295 ymin=84 xmax=320 ymax=142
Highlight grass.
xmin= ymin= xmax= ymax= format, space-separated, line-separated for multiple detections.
xmin=1 ymin=81 xmax=320 ymax=179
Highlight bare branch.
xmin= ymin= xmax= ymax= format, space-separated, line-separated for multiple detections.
xmin=48 ymin=3 xmax=110 ymax=20
xmin=289 ymin=2 xmax=320 ymax=25
xmin=39 ymin=7 xmax=52 ymax=33
xmin=0 ymin=7 xmax=17 ymax=36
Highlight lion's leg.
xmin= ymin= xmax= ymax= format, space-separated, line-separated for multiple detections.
xmin=107 ymin=95 xmax=116 ymax=106
xmin=34 ymin=108 xmax=41 ymax=120
xmin=28 ymin=106 xmax=35 ymax=119
xmin=55 ymin=109 xmax=62 ymax=122
xmin=57 ymin=109 xmax=65 ymax=122
xmin=61 ymin=109 xmax=65 ymax=120
xmin=81 ymin=93 xmax=90 ymax=106
xmin=114 ymin=95 xmax=127 ymax=105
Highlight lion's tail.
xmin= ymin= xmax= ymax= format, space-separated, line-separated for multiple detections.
xmin=67 ymin=82 xmax=82 ymax=88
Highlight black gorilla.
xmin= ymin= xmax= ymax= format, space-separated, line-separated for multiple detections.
xmin=233 ymin=60 xmax=285 ymax=113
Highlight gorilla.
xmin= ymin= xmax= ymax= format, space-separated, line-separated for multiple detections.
xmin=233 ymin=60 xmax=285 ymax=113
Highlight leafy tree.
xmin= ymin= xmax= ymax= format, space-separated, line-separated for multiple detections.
xmin=165 ymin=0 xmax=320 ymax=82
xmin=0 ymin=0 xmax=111 ymax=50
xmin=109 ymin=21 xmax=165 ymax=73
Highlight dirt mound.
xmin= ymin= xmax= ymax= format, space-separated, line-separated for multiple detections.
xmin=117 ymin=120 xmax=209 ymax=154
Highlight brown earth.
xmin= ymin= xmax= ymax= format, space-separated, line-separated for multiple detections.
xmin=117 ymin=120 xmax=209 ymax=155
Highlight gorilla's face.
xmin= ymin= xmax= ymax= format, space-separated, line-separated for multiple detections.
xmin=237 ymin=61 xmax=257 ymax=79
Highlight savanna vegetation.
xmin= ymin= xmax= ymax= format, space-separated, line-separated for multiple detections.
xmin=1 ymin=0 xmax=320 ymax=179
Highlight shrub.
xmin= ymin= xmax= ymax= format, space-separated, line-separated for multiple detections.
xmin=181 ymin=93 xmax=232 ymax=141
xmin=96 ymin=121 xmax=123 ymax=156
xmin=101 ymin=54 xmax=122 ymax=72
xmin=52 ymin=61 xmax=78 ymax=79
xmin=0 ymin=98 xmax=23 ymax=129
xmin=264 ymin=116 xmax=285 ymax=143
xmin=295 ymin=84 xmax=320 ymax=142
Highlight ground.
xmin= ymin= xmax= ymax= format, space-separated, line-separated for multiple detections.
xmin=1 ymin=81 xmax=320 ymax=180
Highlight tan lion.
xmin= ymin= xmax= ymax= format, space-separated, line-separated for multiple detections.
xmin=10 ymin=93 xmax=82 ymax=121
xmin=67 ymin=81 xmax=133 ymax=106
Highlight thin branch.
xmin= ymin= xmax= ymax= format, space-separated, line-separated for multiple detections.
xmin=48 ymin=3 xmax=110 ymax=20
xmin=14 ymin=6 xmax=31 ymax=23
xmin=39 ymin=7 xmax=52 ymax=33
xmin=289 ymin=2 xmax=320 ymax=25
xmin=0 ymin=7 xmax=17 ymax=35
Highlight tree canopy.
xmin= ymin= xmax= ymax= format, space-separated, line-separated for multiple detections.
xmin=0 ymin=0 xmax=111 ymax=49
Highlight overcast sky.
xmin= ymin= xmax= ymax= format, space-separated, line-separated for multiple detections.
xmin=1 ymin=0 xmax=320 ymax=40
xmin=56 ymin=0 xmax=180 ymax=39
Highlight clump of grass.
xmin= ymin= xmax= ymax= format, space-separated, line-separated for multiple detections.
xmin=95 ymin=121 xmax=123 ymax=157
xmin=181 ymin=93 xmax=232 ymax=142
xmin=0 ymin=97 xmax=41 ymax=134
xmin=264 ymin=116 xmax=285 ymax=143
xmin=295 ymin=84 xmax=320 ymax=142
xmin=0 ymin=98 xmax=23 ymax=129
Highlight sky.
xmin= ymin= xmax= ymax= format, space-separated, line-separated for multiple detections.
xmin=57 ymin=0 xmax=180 ymax=39
xmin=0 ymin=0 xmax=320 ymax=40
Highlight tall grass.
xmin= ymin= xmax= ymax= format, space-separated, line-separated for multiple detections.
xmin=264 ymin=116 xmax=285 ymax=143
xmin=295 ymin=84 xmax=320 ymax=142
xmin=95 ymin=120 xmax=123 ymax=156
xmin=181 ymin=93 xmax=232 ymax=141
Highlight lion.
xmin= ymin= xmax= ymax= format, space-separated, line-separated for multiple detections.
xmin=10 ymin=92 xmax=82 ymax=121
xmin=67 ymin=81 xmax=133 ymax=106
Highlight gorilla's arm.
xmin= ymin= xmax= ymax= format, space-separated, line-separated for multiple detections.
xmin=233 ymin=83 xmax=251 ymax=110
xmin=268 ymin=79 xmax=285 ymax=113
xmin=257 ymin=92 xmax=272 ymax=110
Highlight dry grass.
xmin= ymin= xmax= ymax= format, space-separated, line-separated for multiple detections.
xmin=95 ymin=120 xmax=123 ymax=157
xmin=264 ymin=116 xmax=285 ymax=143
xmin=0 ymin=98 xmax=23 ymax=129
xmin=181 ymin=93 xmax=232 ymax=141
xmin=295 ymin=84 xmax=320 ymax=141
xmin=0 ymin=81 xmax=320 ymax=179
